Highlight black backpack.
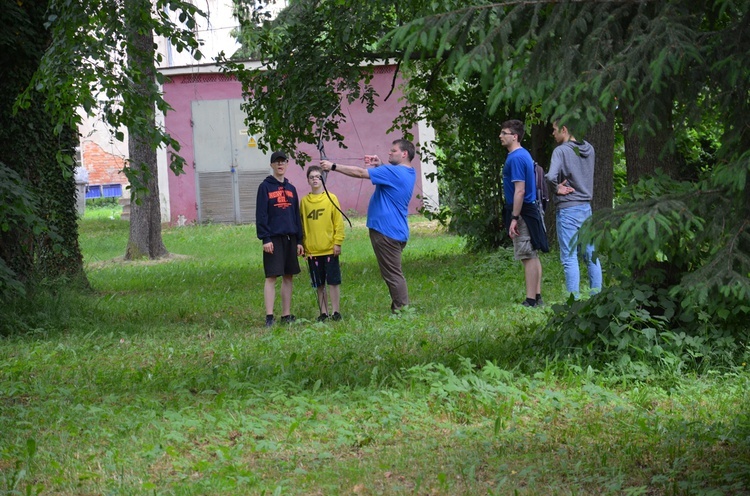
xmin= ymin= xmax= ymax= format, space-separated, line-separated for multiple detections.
xmin=534 ymin=161 xmax=549 ymax=213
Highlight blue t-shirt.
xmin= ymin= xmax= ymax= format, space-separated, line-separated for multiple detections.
xmin=502 ymin=147 xmax=536 ymax=205
xmin=367 ymin=165 xmax=416 ymax=242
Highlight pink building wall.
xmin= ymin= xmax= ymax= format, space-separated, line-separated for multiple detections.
xmin=162 ymin=65 xmax=423 ymax=224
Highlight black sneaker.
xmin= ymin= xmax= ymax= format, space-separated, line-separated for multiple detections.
xmin=536 ymin=296 xmax=545 ymax=307
xmin=522 ymin=299 xmax=537 ymax=307
xmin=265 ymin=315 xmax=275 ymax=327
xmin=331 ymin=312 xmax=342 ymax=321
xmin=317 ymin=313 xmax=329 ymax=322
xmin=280 ymin=314 xmax=296 ymax=324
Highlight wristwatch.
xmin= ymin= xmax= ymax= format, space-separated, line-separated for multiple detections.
xmin=512 ymin=214 xmax=520 ymax=221
xmin=331 ymin=163 xmax=337 ymax=171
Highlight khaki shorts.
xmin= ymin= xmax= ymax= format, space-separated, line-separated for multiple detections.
xmin=513 ymin=217 xmax=538 ymax=261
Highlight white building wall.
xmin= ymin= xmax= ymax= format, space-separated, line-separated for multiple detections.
xmin=417 ymin=119 xmax=440 ymax=212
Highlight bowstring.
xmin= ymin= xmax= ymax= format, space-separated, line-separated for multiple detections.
xmin=342 ymin=102 xmax=368 ymax=215
xmin=343 ymin=102 xmax=440 ymax=214
xmin=317 ymin=103 xmax=353 ymax=228
xmin=322 ymin=100 xmax=441 ymax=219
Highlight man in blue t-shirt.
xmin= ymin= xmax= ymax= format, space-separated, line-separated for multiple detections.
xmin=321 ymin=139 xmax=417 ymax=311
xmin=500 ymin=119 xmax=547 ymax=307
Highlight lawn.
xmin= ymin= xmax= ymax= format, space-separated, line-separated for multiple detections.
xmin=1 ymin=210 xmax=749 ymax=495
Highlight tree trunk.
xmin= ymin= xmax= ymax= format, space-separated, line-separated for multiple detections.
xmin=123 ymin=0 xmax=168 ymax=260
xmin=529 ymin=122 xmax=551 ymax=168
xmin=0 ymin=0 xmax=86 ymax=296
xmin=587 ymin=112 xmax=615 ymax=211
xmin=125 ymin=140 xmax=168 ymax=260
xmin=621 ymin=107 xmax=679 ymax=184
xmin=620 ymin=100 xmax=682 ymax=286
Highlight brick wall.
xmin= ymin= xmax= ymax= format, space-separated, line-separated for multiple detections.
xmin=82 ymin=140 xmax=129 ymax=187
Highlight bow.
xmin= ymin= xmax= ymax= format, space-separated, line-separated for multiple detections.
xmin=316 ymin=102 xmax=353 ymax=228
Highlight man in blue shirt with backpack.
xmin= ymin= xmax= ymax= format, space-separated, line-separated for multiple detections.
xmin=500 ymin=119 xmax=549 ymax=307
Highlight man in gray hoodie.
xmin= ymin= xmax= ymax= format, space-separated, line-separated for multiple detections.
xmin=546 ymin=122 xmax=603 ymax=297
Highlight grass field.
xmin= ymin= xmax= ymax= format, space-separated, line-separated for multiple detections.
xmin=1 ymin=209 xmax=749 ymax=495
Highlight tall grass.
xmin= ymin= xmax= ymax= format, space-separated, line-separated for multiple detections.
xmin=1 ymin=215 xmax=749 ymax=495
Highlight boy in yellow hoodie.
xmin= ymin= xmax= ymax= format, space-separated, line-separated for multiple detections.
xmin=300 ymin=166 xmax=345 ymax=321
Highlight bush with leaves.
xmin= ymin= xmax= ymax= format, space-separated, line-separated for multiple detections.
xmin=398 ymin=75 xmax=512 ymax=250
xmin=543 ymin=169 xmax=750 ymax=371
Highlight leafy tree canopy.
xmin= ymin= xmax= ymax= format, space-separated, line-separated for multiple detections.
xmin=15 ymin=0 xmax=206 ymax=195
xmin=229 ymin=0 xmax=749 ymax=340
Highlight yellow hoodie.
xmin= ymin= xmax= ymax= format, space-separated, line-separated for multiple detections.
xmin=300 ymin=192 xmax=345 ymax=256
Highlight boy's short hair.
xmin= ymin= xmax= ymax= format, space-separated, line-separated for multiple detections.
xmin=307 ymin=165 xmax=323 ymax=178
xmin=393 ymin=139 xmax=416 ymax=161
xmin=501 ymin=119 xmax=525 ymax=142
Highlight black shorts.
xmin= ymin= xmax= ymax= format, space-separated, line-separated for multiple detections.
xmin=263 ymin=235 xmax=301 ymax=278
xmin=306 ymin=255 xmax=342 ymax=288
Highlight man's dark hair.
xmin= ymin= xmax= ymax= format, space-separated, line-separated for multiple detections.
xmin=393 ymin=139 xmax=416 ymax=161
xmin=501 ymin=119 xmax=525 ymax=142
xmin=307 ymin=165 xmax=323 ymax=178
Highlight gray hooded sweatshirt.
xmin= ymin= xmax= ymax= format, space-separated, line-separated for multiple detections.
xmin=546 ymin=140 xmax=595 ymax=209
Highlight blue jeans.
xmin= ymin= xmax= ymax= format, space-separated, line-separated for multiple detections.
xmin=557 ymin=204 xmax=602 ymax=296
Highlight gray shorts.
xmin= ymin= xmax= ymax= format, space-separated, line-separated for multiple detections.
xmin=513 ymin=217 xmax=538 ymax=261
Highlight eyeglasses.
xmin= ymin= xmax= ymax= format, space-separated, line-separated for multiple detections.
xmin=500 ymin=131 xmax=515 ymax=136
xmin=308 ymin=175 xmax=322 ymax=180
xmin=273 ymin=160 xmax=289 ymax=165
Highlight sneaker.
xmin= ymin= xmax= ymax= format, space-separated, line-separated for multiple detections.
xmin=522 ymin=299 xmax=537 ymax=307
xmin=317 ymin=313 xmax=329 ymax=322
xmin=536 ymin=296 xmax=545 ymax=307
xmin=331 ymin=312 xmax=342 ymax=321
xmin=265 ymin=315 xmax=275 ymax=327
xmin=280 ymin=314 xmax=296 ymax=324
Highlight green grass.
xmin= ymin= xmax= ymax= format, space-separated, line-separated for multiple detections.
xmin=2 ymin=217 xmax=749 ymax=495
xmin=82 ymin=198 xmax=123 ymax=222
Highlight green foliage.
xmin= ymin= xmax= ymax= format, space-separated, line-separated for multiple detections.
xmin=0 ymin=164 xmax=42 ymax=298
xmin=0 ymin=2 xmax=85 ymax=300
xmin=586 ymin=173 xmax=702 ymax=281
xmin=2 ymin=218 xmax=750 ymax=493
xmin=228 ymin=1 xmax=750 ymax=329
xmin=673 ymin=97 xmax=723 ymax=182
xmin=222 ymin=0 xmax=397 ymax=164
xmin=86 ymin=197 xmax=119 ymax=209
xmin=15 ymin=0 xmax=205 ymax=197
xmin=381 ymin=1 xmax=749 ymax=200
xmin=545 ymin=168 xmax=750 ymax=370
xmin=406 ymin=358 xmax=528 ymax=424
xmin=400 ymin=74 xmax=512 ymax=250
xmin=0 ymin=438 xmax=42 ymax=495
xmin=589 ymin=170 xmax=749 ymax=318
xmin=543 ymin=280 xmax=749 ymax=378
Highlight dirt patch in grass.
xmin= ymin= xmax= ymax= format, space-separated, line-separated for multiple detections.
xmin=86 ymin=253 xmax=191 ymax=270
xmin=410 ymin=219 xmax=446 ymax=236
